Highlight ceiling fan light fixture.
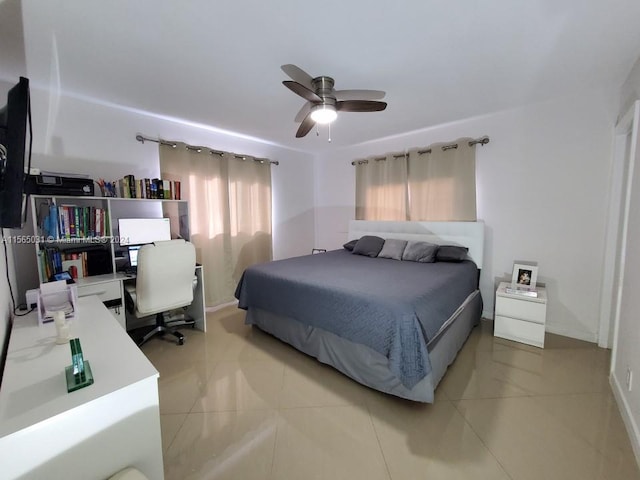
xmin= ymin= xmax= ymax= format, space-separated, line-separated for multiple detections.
xmin=310 ymin=104 xmax=337 ymax=124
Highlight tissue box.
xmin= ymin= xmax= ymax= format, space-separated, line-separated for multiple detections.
xmin=37 ymin=280 xmax=78 ymax=326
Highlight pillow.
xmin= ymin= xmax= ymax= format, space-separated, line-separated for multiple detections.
xmin=402 ymin=240 xmax=438 ymax=263
xmin=377 ymin=238 xmax=408 ymax=260
xmin=343 ymin=239 xmax=358 ymax=251
xmin=352 ymin=235 xmax=385 ymax=257
xmin=436 ymin=245 xmax=469 ymax=262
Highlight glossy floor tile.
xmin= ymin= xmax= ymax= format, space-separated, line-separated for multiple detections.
xmin=141 ymin=308 xmax=640 ymax=480
xmin=164 ymin=410 xmax=279 ymax=480
xmin=272 ymin=405 xmax=390 ymax=480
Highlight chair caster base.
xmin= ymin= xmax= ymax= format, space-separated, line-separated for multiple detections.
xmin=135 ymin=316 xmax=186 ymax=348
xmin=171 ymin=329 xmax=185 ymax=346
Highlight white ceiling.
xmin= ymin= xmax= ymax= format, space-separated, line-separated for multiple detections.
xmin=5 ymin=0 xmax=640 ymax=152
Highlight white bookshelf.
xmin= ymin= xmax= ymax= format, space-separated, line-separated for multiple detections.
xmin=30 ymin=194 xmax=189 ymax=283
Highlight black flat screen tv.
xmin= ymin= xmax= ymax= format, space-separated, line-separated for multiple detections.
xmin=0 ymin=77 xmax=31 ymax=229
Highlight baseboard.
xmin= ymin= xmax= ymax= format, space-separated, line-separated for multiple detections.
xmin=206 ymin=299 xmax=238 ymax=313
xmin=610 ymin=372 xmax=640 ymax=469
xmin=545 ymin=323 xmax=598 ymax=343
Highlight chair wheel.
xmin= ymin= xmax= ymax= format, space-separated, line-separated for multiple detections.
xmin=178 ymin=337 xmax=184 ymax=345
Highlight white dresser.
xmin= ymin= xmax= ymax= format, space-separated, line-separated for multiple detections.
xmin=494 ymin=281 xmax=547 ymax=348
xmin=0 ymin=296 xmax=163 ymax=479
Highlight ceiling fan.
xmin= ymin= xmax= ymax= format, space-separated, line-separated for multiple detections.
xmin=281 ymin=64 xmax=387 ymax=138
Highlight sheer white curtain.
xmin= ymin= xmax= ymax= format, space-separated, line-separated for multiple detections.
xmin=354 ymin=139 xmax=477 ymax=222
xmin=227 ymin=157 xmax=272 ymax=285
xmin=355 ymin=153 xmax=408 ymax=220
xmin=407 ymin=138 xmax=477 ymax=221
xmin=160 ymin=143 xmax=272 ymax=306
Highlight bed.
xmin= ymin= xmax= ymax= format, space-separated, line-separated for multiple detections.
xmin=234 ymin=220 xmax=484 ymax=403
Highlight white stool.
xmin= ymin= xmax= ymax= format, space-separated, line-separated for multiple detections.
xmin=108 ymin=467 xmax=150 ymax=480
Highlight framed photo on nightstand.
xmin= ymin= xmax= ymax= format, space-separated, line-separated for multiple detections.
xmin=512 ymin=263 xmax=538 ymax=289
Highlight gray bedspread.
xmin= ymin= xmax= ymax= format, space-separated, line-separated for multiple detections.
xmin=235 ymin=249 xmax=478 ymax=389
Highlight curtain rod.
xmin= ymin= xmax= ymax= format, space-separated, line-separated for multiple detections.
xmin=135 ymin=134 xmax=279 ymax=166
xmin=351 ymin=135 xmax=490 ymax=165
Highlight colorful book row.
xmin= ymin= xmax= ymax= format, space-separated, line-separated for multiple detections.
xmin=39 ymin=249 xmax=88 ymax=281
xmin=118 ymin=175 xmax=181 ymax=200
xmin=42 ymin=205 xmax=109 ymax=240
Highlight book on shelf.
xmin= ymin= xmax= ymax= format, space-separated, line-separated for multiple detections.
xmin=41 ymin=204 xmax=59 ymax=239
xmin=174 ymin=180 xmax=181 ymax=200
xmin=154 ymin=178 xmax=164 ymax=199
xmin=111 ymin=176 xmax=182 ymax=200
xmin=126 ymin=174 xmax=136 ymax=198
xmin=50 ymin=205 xmax=107 ymax=240
xmin=136 ymin=179 xmax=145 ymax=199
xmin=40 ymin=248 xmax=91 ymax=282
xmin=505 ymin=285 xmax=538 ymax=297
xmin=162 ymin=180 xmax=171 ymax=199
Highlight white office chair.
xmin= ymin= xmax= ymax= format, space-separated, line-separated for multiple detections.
xmin=125 ymin=239 xmax=196 ymax=346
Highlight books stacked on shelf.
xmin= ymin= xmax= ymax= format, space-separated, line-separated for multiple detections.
xmin=505 ymin=284 xmax=538 ymax=297
xmin=38 ymin=249 xmax=88 ymax=281
xmin=42 ymin=204 xmax=109 ymax=240
xmin=116 ymin=175 xmax=181 ymax=200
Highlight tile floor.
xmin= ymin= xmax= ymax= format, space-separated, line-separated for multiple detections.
xmin=140 ymin=307 xmax=640 ymax=480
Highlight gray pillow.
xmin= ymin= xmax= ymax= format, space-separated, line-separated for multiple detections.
xmin=402 ymin=241 xmax=438 ymax=263
xmin=352 ymin=235 xmax=385 ymax=257
xmin=343 ymin=239 xmax=358 ymax=251
xmin=436 ymin=245 xmax=469 ymax=262
xmin=377 ymin=239 xmax=408 ymax=260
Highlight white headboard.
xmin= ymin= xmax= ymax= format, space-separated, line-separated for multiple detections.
xmin=348 ymin=220 xmax=485 ymax=269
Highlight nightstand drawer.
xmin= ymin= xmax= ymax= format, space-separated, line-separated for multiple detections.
xmin=495 ymin=296 xmax=546 ymax=324
xmin=494 ymin=315 xmax=545 ymax=348
xmin=77 ymin=280 xmax=121 ymax=302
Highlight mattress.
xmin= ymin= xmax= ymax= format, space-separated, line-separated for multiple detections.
xmin=244 ymin=291 xmax=481 ymax=403
xmin=235 ymin=249 xmax=479 ymax=391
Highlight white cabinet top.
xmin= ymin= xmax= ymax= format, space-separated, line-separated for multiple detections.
xmin=0 ymin=296 xmax=158 ymax=439
xmin=74 ymin=272 xmax=132 ymax=287
xmin=496 ymin=281 xmax=547 ymax=304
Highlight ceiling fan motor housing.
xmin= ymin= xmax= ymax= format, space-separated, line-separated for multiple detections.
xmin=281 ymin=64 xmax=387 ymax=137
xmin=312 ymin=76 xmax=337 ymax=107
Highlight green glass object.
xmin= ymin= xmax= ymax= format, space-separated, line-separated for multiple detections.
xmin=65 ymin=338 xmax=94 ymax=392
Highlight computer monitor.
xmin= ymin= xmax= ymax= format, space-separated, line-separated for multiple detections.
xmin=118 ymin=218 xmax=171 ymax=246
xmin=128 ymin=245 xmax=140 ymax=268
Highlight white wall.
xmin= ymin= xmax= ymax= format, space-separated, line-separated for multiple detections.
xmin=0 ymin=239 xmax=15 ymax=382
xmin=314 ymin=88 xmax=617 ymax=342
xmin=610 ymin=55 xmax=640 ymax=464
xmin=619 ymin=59 xmax=640 ymax=122
xmin=11 ymin=88 xmax=316 ymax=300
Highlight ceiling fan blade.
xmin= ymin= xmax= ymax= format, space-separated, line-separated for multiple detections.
xmin=334 ymin=89 xmax=386 ymax=101
xmin=295 ymin=102 xmax=312 ymax=123
xmin=336 ymin=100 xmax=387 ymax=112
xmin=296 ymin=113 xmax=316 ymax=138
xmin=283 ymin=81 xmax=322 ymax=103
xmin=281 ymin=64 xmax=314 ymax=90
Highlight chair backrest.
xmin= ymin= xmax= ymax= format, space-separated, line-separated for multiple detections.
xmin=135 ymin=239 xmax=196 ymax=315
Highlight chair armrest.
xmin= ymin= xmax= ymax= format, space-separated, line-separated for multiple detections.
xmin=124 ymin=284 xmax=137 ymax=313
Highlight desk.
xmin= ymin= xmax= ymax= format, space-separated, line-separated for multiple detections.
xmin=75 ymin=272 xmax=129 ymax=328
xmin=0 ymin=296 xmax=164 ymax=480
xmin=75 ymin=265 xmax=206 ymax=333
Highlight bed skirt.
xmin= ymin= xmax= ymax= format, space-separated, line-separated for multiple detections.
xmin=243 ymin=290 xmax=482 ymax=403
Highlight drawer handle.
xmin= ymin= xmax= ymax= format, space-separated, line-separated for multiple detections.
xmin=79 ymin=290 xmax=107 ymax=297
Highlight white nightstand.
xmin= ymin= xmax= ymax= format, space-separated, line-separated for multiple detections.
xmin=494 ymin=281 xmax=547 ymax=348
